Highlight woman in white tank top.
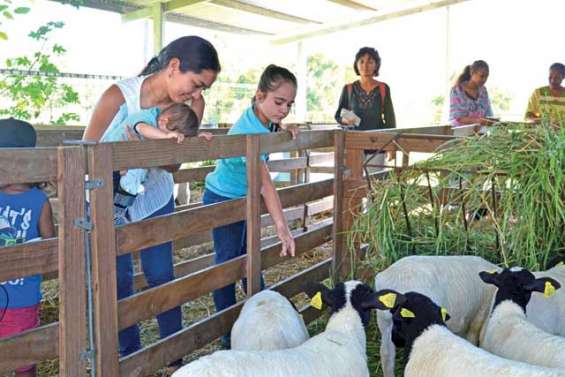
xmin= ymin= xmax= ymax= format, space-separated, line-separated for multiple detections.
xmin=85 ymin=36 xmax=221 ymax=369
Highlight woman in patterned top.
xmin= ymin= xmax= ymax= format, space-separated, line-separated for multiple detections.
xmin=525 ymin=62 xmax=565 ymax=126
xmin=449 ymin=60 xmax=497 ymax=128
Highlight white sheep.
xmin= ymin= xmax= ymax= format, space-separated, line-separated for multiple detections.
xmin=374 ymin=255 xmax=498 ymax=377
xmin=376 ymin=290 xmax=565 ymax=377
xmin=479 ymin=267 xmax=565 ymax=368
xmin=230 ymin=290 xmax=309 ymax=351
xmin=528 ymin=256 xmax=565 ymax=335
xmin=172 ymin=281 xmax=396 ymax=377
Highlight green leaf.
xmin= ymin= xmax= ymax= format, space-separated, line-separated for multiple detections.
xmin=0 ymin=31 xmax=7 ymax=40
xmin=3 ymin=10 xmax=13 ymax=19
xmin=14 ymin=7 xmax=30 ymax=14
xmin=0 ymin=5 xmax=8 ymax=12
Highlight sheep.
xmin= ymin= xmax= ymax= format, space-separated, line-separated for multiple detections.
xmin=478 ymin=267 xmax=565 ymax=368
xmin=528 ymin=255 xmax=565 ymax=335
xmin=374 ymin=255 xmax=499 ymax=377
xmin=375 ymin=290 xmax=565 ymax=377
xmin=230 ymin=290 xmax=309 ymax=351
xmin=172 ymin=281 xmax=399 ymax=377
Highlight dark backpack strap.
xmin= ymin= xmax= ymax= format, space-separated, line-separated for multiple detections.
xmin=377 ymin=82 xmax=387 ymax=122
xmin=346 ymin=83 xmax=353 ymax=108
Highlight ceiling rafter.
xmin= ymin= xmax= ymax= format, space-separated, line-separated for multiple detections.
xmin=326 ymin=0 xmax=378 ymax=11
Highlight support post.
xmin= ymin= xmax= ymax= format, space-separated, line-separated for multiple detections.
xmin=88 ymin=143 xmax=120 ymax=377
xmin=57 ymin=146 xmax=88 ymax=377
xmin=246 ymin=135 xmax=262 ymax=295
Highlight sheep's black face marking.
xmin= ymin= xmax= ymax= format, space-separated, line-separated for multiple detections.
xmin=391 ymin=292 xmax=447 ymax=358
xmin=327 ymin=283 xmax=347 ymax=313
xmin=350 ymin=284 xmax=377 ymax=327
xmin=480 ymin=268 xmax=561 ymax=313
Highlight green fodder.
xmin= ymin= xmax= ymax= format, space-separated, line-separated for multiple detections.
xmin=350 ymin=122 xmax=565 ymax=273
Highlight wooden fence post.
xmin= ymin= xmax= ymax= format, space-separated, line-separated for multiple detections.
xmin=332 ymin=130 xmax=346 ymax=281
xmin=57 ymin=146 xmax=87 ymax=377
xmin=87 ymin=143 xmax=120 ymax=377
xmin=246 ymin=135 xmax=262 ymax=295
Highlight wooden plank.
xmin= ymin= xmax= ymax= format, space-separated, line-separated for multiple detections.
xmin=0 ymin=323 xmax=58 ymax=373
xmin=119 ymin=222 xmax=331 ymax=330
xmin=267 ymin=157 xmax=307 ymax=172
xmin=261 ymin=222 xmax=332 ymax=269
xmin=173 ymin=166 xmax=215 ymax=183
xmin=0 ymin=148 xmax=58 ymax=185
xmin=0 ymin=239 xmax=58 ymax=281
xmin=345 ymin=131 xmax=456 ymax=152
xmin=119 ymin=260 xmax=330 ymax=377
xmin=88 ymin=143 xmax=120 ymax=376
xmin=271 ymin=258 xmax=331 ymax=298
xmin=327 ymin=0 xmax=377 ymax=11
xmin=260 ymin=130 xmax=334 ymax=154
xmin=309 ymin=152 xmax=334 ymax=165
xmin=116 ymin=178 xmax=334 ymax=254
xmin=309 ymin=166 xmax=335 ymax=174
xmin=116 ymin=198 xmax=246 ymax=255
xmin=57 ymin=146 xmax=87 ymax=377
xmin=36 ymin=129 xmax=85 ymax=146
xmin=118 ymin=256 xmax=246 ymax=330
xmin=307 ymin=196 xmax=334 ymax=216
xmin=246 ymin=135 xmax=262 ymax=295
xmin=112 ymin=134 xmax=247 ymax=171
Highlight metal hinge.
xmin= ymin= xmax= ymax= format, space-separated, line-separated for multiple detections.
xmin=85 ymin=179 xmax=103 ymax=190
xmin=74 ymin=218 xmax=93 ymax=231
xmin=80 ymin=349 xmax=95 ymax=361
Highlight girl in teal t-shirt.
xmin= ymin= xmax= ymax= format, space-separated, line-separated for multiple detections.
xmin=203 ymin=65 xmax=298 ymax=348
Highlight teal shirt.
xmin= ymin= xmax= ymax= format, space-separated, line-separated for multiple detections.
xmin=100 ymin=107 xmax=160 ymax=142
xmin=205 ymin=106 xmax=271 ymax=198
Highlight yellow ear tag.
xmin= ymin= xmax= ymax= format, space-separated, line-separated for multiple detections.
xmin=557 ymin=261 xmax=565 ymax=267
xmin=441 ymin=307 xmax=449 ymax=322
xmin=544 ymin=281 xmax=556 ymax=298
xmin=378 ymin=292 xmax=397 ymax=309
xmin=311 ymin=292 xmax=323 ymax=310
xmin=400 ymin=308 xmax=416 ymax=318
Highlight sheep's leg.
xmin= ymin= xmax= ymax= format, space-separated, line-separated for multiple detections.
xmin=377 ymin=313 xmax=397 ymax=377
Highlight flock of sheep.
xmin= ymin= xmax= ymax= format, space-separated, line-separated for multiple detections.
xmin=172 ymin=255 xmax=565 ymax=377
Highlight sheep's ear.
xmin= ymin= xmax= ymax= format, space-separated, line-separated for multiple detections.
xmin=525 ymin=277 xmax=561 ymax=298
xmin=399 ymin=308 xmax=416 ymax=318
xmin=364 ymin=289 xmax=404 ymax=310
xmin=440 ymin=307 xmax=450 ymax=322
xmin=305 ymin=282 xmax=334 ymax=310
xmin=479 ymin=270 xmax=500 ymax=286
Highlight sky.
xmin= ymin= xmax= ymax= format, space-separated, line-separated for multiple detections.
xmin=1 ymin=0 xmax=564 ymax=126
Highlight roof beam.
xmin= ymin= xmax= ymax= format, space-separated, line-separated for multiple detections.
xmin=207 ymin=0 xmax=322 ymax=24
xmin=272 ymin=0 xmax=471 ymax=44
xmin=326 ymin=0 xmax=378 ymax=11
xmin=122 ymin=0 xmax=208 ymax=21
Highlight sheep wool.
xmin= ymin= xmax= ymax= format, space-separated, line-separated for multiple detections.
xmin=231 ymin=290 xmax=309 ymax=351
xmin=529 ymin=264 xmax=565 ymax=335
xmin=481 ymin=300 xmax=565 ymax=368
xmin=375 ymin=255 xmax=498 ymax=377
xmin=172 ymin=281 xmax=371 ymax=377
xmin=405 ymin=324 xmax=565 ymax=377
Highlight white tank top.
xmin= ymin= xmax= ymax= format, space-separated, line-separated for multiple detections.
xmin=114 ymin=76 xmax=174 ymax=221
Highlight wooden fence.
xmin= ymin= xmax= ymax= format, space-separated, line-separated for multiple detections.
xmin=0 ymin=124 xmax=459 ymax=376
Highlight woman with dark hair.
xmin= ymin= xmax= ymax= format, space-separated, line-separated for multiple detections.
xmin=203 ymin=64 xmax=297 ymax=349
xmin=449 ymin=60 xmax=496 ymax=127
xmin=525 ymin=62 xmax=565 ymax=125
xmin=334 ymin=47 xmax=396 ymax=170
xmin=84 ymin=36 xmax=221 ymax=368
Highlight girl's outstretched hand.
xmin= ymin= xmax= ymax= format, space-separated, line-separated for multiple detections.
xmin=198 ymin=132 xmax=214 ymax=141
xmin=277 ymin=225 xmax=295 ymax=257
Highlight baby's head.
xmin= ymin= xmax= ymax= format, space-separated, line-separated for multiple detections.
xmin=157 ymin=103 xmax=199 ymax=136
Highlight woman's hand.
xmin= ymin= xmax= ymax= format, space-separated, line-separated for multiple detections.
xmin=478 ymin=118 xmax=497 ymax=126
xmin=340 ymin=118 xmax=355 ymax=126
xmin=280 ymin=124 xmax=300 ymax=139
xmin=276 ymin=224 xmax=295 ymax=257
xmin=198 ymin=131 xmax=214 ymax=141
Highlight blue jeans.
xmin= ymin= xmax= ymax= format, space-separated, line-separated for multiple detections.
xmin=116 ymin=196 xmax=181 ymax=357
xmin=202 ymin=189 xmax=265 ymax=314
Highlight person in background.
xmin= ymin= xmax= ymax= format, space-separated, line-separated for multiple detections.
xmin=0 ymin=118 xmax=56 ymax=377
xmin=525 ymin=62 xmax=565 ymax=126
xmin=449 ymin=60 xmax=497 ymax=128
xmin=85 ymin=35 xmax=221 ymax=371
xmin=334 ymin=47 xmax=396 ymax=171
xmin=203 ymin=64 xmax=297 ymax=349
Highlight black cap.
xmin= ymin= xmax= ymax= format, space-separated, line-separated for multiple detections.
xmin=0 ymin=118 xmax=37 ymax=148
